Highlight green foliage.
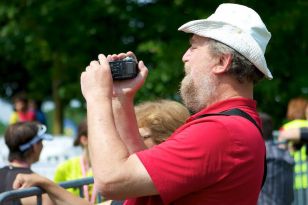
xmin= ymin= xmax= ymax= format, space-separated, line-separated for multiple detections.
xmin=0 ymin=0 xmax=307 ymax=130
xmin=0 ymin=122 xmax=6 ymax=135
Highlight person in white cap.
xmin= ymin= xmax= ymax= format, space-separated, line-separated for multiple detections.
xmin=79 ymin=3 xmax=271 ymax=205
xmin=13 ymin=3 xmax=272 ymax=205
xmin=0 ymin=122 xmax=54 ymax=205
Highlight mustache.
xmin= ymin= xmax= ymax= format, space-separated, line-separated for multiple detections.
xmin=183 ymin=64 xmax=190 ymax=74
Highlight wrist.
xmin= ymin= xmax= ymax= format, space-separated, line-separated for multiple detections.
xmin=112 ymin=95 xmax=134 ymax=107
xmin=112 ymin=90 xmax=135 ymax=101
xmin=86 ymin=95 xmax=112 ymax=106
xmin=36 ymin=176 xmax=53 ymax=189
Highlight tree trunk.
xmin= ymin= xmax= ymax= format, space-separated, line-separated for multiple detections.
xmin=52 ymin=78 xmax=63 ymax=135
xmin=51 ymin=54 xmax=64 ymax=135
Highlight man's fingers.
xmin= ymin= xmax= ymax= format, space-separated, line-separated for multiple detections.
xmin=98 ymin=54 xmax=107 ymax=64
xmin=126 ymin=51 xmax=137 ymax=61
xmin=90 ymin=60 xmax=100 ymax=67
xmin=13 ymin=174 xmax=23 ymax=189
xmin=106 ymin=54 xmax=112 ymax=61
xmin=138 ymin=60 xmax=148 ymax=78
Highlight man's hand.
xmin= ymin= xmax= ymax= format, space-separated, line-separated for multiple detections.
xmin=278 ymin=128 xmax=301 ymax=143
xmin=80 ymin=51 xmax=148 ymax=103
xmin=81 ymin=54 xmax=113 ymax=102
xmin=107 ymin=51 xmax=148 ymax=99
xmin=13 ymin=173 xmax=48 ymax=189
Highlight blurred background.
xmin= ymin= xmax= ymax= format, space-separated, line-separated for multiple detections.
xmin=0 ymin=1 xmax=307 ymax=204
xmin=0 ymin=0 xmax=307 ymax=134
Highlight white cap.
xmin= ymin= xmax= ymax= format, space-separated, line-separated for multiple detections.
xmin=178 ymin=3 xmax=273 ymax=79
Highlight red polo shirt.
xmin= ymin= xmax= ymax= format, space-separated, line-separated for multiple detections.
xmin=124 ymin=98 xmax=265 ymax=205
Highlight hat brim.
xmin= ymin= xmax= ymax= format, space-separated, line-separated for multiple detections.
xmin=40 ymin=133 xmax=53 ymax=141
xmin=178 ymin=19 xmax=273 ymax=79
xmin=37 ymin=124 xmax=53 ymax=141
xmin=19 ymin=129 xmax=53 ymax=152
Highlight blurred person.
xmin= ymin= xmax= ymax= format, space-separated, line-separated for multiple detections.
xmin=258 ymin=112 xmax=294 ymax=205
xmin=280 ymin=97 xmax=308 ymax=136
xmin=80 ymin=3 xmax=271 ymax=205
xmin=135 ymin=99 xmax=190 ymax=148
xmin=53 ymin=119 xmax=98 ymax=203
xmin=279 ymin=97 xmax=308 ymax=190
xmin=29 ymin=99 xmax=47 ymax=126
xmin=110 ymin=99 xmax=190 ymax=205
xmin=9 ymin=93 xmax=36 ymax=124
xmin=279 ymin=103 xmax=308 ymax=143
xmin=279 ymin=103 xmax=308 ymax=142
xmin=14 ymin=173 xmax=92 ymax=205
xmin=279 ymin=128 xmax=308 ymax=143
xmin=12 ymin=99 xmax=190 ymax=205
xmin=0 ymin=122 xmax=53 ymax=205
xmin=285 ymin=97 xmax=308 ymax=121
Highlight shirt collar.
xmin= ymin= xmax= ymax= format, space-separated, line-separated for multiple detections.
xmin=187 ymin=97 xmax=257 ymax=122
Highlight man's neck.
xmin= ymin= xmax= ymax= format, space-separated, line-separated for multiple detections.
xmin=10 ymin=159 xmax=31 ymax=168
xmin=215 ymin=78 xmax=253 ymax=102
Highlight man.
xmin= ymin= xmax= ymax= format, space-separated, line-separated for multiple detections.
xmin=258 ymin=112 xmax=294 ymax=205
xmin=9 ymin=93 xmax=36 ymax=124
xmin=80 ymin=3 xmax=272 ymax=205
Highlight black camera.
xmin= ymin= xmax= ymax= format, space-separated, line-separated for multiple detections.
xmin=109 ymin=57 xmax=138 ymax=80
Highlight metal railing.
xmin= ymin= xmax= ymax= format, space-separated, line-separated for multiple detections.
xmin=1 ymin=150 xmax=308 ymax=205
xmin=0 ymin=177 xmax=102 ymax=205
xmin=294 ymin=189 xmax=308 ymax=205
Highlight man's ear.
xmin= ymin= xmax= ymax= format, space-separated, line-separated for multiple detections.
xmin=212 ymin=53 xmax=232 ymax=74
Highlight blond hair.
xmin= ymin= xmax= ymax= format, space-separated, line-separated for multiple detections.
xmin=135 ymin=99 xmax=190 ymax=144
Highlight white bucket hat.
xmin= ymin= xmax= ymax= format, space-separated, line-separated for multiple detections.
xmin=178 ymin=3 xmax=273 ymax=79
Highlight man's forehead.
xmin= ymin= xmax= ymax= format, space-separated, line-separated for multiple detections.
xmin=189 ymin=35 xmax=208 ymax=44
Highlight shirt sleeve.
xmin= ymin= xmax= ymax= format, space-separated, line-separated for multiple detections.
xmin=136 ymin=121 xmax=238 ymax=204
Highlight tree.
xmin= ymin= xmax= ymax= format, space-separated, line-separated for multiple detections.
xmin=0 ymin=0 xmax=307 ymax=132
xmin=0 ymin=0 xmax=145 ymax=133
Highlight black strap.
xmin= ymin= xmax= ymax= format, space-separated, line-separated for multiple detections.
xmin=195 ymin=108 xmax=267 ymax=189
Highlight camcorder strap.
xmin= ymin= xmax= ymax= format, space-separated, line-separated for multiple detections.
xmin=195 ymin=108 xmax=267 ymax=190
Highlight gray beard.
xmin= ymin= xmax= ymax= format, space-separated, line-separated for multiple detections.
xmin=180 ymin=74 xmax=215 ymax=113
